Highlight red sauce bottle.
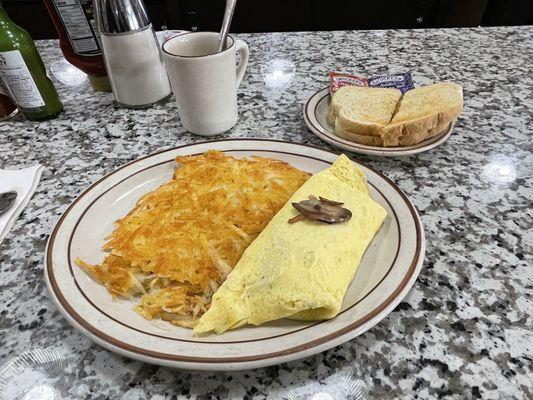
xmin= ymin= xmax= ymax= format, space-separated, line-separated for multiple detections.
xmin=43 ymin=0 xmax=110 ymax=91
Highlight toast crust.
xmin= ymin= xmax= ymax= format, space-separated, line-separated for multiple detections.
xmin=336 ymin=119 xmax=451 ymax=147
xmin=335 ymin=122 xmax=384 ymax=146
xmin=335 ymin=112 xmax=385 ymax=137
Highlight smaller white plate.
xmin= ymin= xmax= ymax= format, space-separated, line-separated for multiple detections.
xmin=304 ymin=87 xmax=455 ymax=157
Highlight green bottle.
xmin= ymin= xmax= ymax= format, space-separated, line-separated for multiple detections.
xmin=0 ymin=3 xmax=62 ymax=120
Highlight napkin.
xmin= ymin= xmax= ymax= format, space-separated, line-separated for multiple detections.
xmin=0 ymin=165 xmax=44 ymax=247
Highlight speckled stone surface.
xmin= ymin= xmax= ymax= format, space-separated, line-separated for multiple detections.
xmin=1 ymin=26 xmax=532 ymax=400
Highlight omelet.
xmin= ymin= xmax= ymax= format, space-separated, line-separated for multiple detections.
xmin=194 ymin=155 xmax=387 ymax=335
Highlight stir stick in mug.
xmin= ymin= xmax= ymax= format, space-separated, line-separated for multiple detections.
xmin=218 ymin=0 xmax=237 ymax=52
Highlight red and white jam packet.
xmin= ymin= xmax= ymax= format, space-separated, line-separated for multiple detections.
xmin=368 ymin=72 xmax=414 ymax=93
xmin=329 ymin=72 xmax=368 ymax=95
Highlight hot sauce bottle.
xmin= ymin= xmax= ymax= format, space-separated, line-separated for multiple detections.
xmin=43 ymin=0 xmax=110 ymax=91
xmin=0 ymin=4 xmax=63 ymax=120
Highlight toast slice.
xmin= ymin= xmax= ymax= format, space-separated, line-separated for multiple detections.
xmin=327 ymin=85 xmax=359 ymax=125
xmin=327 ymin=85 xmax=401 ymax=126
xmin=328 ymin=86 xmax=402 ymax=135
xmin=382 ymin=82 xmax=463 ymax=146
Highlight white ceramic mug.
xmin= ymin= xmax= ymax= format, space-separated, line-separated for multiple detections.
xmin=162 ymin=32 xmax=249 ymax=136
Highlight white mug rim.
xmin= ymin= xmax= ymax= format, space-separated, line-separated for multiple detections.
xmin=162 ymin=31 xmax=236 ymax=59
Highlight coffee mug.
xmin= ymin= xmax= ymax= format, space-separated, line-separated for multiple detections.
xmin=162 ymin=32 xmax=249 ymax=136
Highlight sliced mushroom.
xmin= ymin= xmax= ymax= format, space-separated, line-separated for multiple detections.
xmin=289 ymin=195 xmax=352 ymax=224
xmin=318 ymin=196 xmax=344 ymax=206
xmin=287 ymin=214 xmax=304 ymax=224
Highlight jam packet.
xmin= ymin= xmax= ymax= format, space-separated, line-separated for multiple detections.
xmin=368 ymin=72 xmax=414 ymax=93
xmin=329 ymin=72 xmax=368 ymax=95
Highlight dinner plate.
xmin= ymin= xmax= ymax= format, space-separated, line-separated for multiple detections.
xmin=304 ymin=87 xmax=455 ymax=156
xmin=45 ymin=139 xmax=425 ymax=370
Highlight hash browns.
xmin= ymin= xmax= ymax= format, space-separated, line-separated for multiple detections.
xmin=77 ymin=151 xmax=309 ymax=327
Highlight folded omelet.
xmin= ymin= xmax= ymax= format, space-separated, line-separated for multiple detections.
xmin=194 ymin=155 xmax=387 ymax=334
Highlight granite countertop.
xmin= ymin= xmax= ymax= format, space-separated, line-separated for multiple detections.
xmin=1 ymin=26 xmax=532 ymax=399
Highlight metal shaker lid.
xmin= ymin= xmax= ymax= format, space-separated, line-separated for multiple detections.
xmin=94 ymin=0 xmax=150 ymax=34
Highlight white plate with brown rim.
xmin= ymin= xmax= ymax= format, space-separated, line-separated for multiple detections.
xmin=45 ymin=139 xmax=425 ymax=370
xmin=304 ymin=87 xmax=455 ymax=157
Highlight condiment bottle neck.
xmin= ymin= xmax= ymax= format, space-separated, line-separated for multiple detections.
xmin=0 ymin=5 xmax=15 ymax=28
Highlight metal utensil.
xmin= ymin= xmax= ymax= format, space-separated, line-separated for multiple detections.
xmin=217 ymin=0 xmax=237 ymax=52
xmin=0 ymin=191 xmax=17 ymax=216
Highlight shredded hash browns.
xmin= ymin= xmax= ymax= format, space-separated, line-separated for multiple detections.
xmin=77 ymin=151 xmax=309 ymax=328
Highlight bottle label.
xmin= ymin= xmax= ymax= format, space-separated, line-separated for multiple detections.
xmin=0 ymin=50 xmax=45 ymax=108
xmin=52 ymin=0 xmax=102 ymax=56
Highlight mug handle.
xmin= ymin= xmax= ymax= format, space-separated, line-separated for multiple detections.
xmin=235 ymin=39 xmax=249 ymax=88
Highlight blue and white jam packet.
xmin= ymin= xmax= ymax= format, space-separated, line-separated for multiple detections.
xmin=368 ymin=72 xmax=414 ymax=93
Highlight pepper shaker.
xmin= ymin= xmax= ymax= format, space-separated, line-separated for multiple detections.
xmin=94 ymin=0 xmax=171 ymax=108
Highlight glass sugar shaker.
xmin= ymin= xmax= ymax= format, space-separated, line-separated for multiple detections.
xmin=94 ymin=0 xmax=171 ymax=108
